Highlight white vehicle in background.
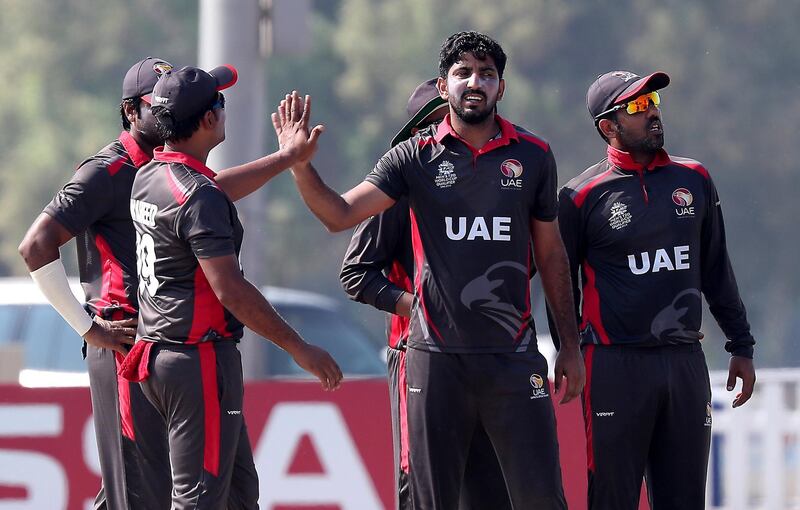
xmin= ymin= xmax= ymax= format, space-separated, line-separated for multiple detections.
xmin=0 ymin=277 xmax=385 ymax=387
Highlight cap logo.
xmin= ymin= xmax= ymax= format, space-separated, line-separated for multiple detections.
xmin=153 ymin=95 xmax=169 ymax=104
xmin=500 ymin=159 xmax=523 ymax=178
xmin=672 ymin=188 xmax=693 ymax=207
xmin=152 ymin=62 xmax=173 ymax=76
xmin=611 ymin=71 xmax=637 ymax=82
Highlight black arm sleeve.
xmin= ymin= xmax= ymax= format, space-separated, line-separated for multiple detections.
xmin=340 ymin=199 xmax=410 ymax=314
xmin=701 ymin=178 xmax=755 ymax=358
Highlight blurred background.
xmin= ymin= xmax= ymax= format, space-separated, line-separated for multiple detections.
xmin=0 ymin=0 xmax=796 ymax=370
xmin=0 ymin=1 xmax=798 ymax=508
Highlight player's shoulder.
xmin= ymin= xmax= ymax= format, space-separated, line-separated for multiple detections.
xmin=560 ymin=159 xmax=614 ymax=206
xmin=75 ymin=139 xmax=128 ymax=176
xmin=510 ymin=124 xmax=550 ymax=153
xmin=160 ymin=162 xmax=224 ymax=207
xmin=668 ymin=155 xmax=711 ymax=180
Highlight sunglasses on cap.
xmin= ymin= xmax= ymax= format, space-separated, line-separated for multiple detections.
xmin=211 ymin=92 xmax=226 ymax=110
xmin=595 ymin=91 xmax=660 ymax=120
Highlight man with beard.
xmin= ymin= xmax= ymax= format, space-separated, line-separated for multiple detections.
xmin=274 ymin=31 xmax=584 ymax=509
xmin=340 ymin=78 xmax=512 ymax=510
xmin=556 ymin=70 xmax=757 ymax=509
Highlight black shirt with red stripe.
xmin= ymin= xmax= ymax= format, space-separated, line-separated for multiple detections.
xmin=340 ymin=198 xmax=414 ymax=349
xmin=558 ymin=145 xmax=755 ymax=358
xmin=44 ymin=131 xmax=151 ymax=320
xmin=365 ymin=114 xmax=557 ymax=353
xmin=130 ymin=148 xmax=244 ymax=344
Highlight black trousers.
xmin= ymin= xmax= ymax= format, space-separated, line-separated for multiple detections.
xmin=406 ymin=348 xmax=566 ymax=510
xmin=86 ymin=345 xmax=171 ymax=510
xmin=583 ymin=343 xmax=712 ymax=510
xmin=387 ymin=346 xmax=512 ymax=510
xmin=140 ymin=341 xmax=259 ymax=510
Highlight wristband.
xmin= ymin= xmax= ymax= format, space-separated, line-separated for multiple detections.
xmin=30 ymin=258 xmax=93 ymax=337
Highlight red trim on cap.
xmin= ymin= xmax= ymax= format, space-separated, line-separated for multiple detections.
xmin=607 ymin=145 xmax=671 ymax=172
xmin=198 ymin=342 xmax=221 ymax=477
xmin=139 ymin=94 xmax=152 ymax=105
xmin=217 ymin=64 xmax=238 ymax=91
xmin=119 ymin=131 xmax=152 ymax=169
xmin=154 ymin=148 xmax=217 ymax=180
xmin=616 ymin=71 xmax=670 ymax=103
xmin=583 ymin=344 xmax=596 ymax=472
xmin=580 ymin=263 xmax=611 ymax=345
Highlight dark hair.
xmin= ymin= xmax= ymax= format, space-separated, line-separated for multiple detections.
xmin=119 ymin=98 xmax=141 ymax=131
xmin=152 ymin=102 xmax=217 ymax=143
xmin=438 ymin=31 xmax=507 ymax=79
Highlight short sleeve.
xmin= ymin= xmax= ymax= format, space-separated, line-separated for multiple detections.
xmin=176 ymin=185 xmax=237 ymax=259
xmin=364 ymin=145 xmax=412 ymax=200
xmin=43 ymin=160 xmax=115 ymax=234
xmin=531 ymin=148 xmax=558 ymax=221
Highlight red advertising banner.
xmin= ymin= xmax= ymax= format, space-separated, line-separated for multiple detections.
xmin=0 ymin=380 xmax=645 ymax=510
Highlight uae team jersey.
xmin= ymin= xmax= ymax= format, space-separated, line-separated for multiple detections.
xmin=559 ymin=145 xmax=755 ymax=358
xmin=365 ymin=114 xmax=557 ymax=353
xmin=44 ymin=131 xmax=151 ymax=320
xmin=130 ymin=149 xmax=244 ymax=345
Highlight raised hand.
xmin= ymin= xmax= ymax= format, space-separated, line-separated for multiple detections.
xmin=271 ymin=90 xmax=326 ymax=166
xmin=83 ymin=316 xmax=136 ymax=355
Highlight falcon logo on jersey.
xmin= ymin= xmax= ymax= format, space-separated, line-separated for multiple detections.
xmin=628 ymin=245 xmax=690 ymax=274
xmin=705 ymin=402 xmax=713 ymax=427
xmin=500 ymin=159 xmax=523 ymax=189
xmin=672 ymin=188 xmax=695 ymax=217
xmin=529 ymin=373 xmax=547 ymax=399
xmin=434 ymin=160 xmax=457 ymax=189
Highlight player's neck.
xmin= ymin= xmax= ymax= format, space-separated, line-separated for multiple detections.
xmin=164 ymin=140 xmax=212 ymax=166
xmin=449 ymin=112 xmax=500 ymax=150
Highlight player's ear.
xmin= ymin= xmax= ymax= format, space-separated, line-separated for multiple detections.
xmin=497 ymin=79 xmax=505 ymax=101
xmin=597 ymin=118 xmax=618 ymax=140
xmin=437 ymin=77 xmax=448 ymax=101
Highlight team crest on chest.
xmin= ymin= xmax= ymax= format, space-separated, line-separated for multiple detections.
xmin=500 ymin=159 xmax=523 ymax=189
xmin=672 ymin=188 xmax=695 ymax=218
xmin=609 ymin=201 xmax=632 ymax=230
xmin=435 ymin=160 xmax=457 ymax=189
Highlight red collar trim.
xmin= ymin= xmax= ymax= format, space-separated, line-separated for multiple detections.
xmin=607 ymin=145 xmax=671 ymax=172
xmin=118 ymin=131 xmax=152 ymax=169
xmin=153 ymin=148 xmax=217 ymax=180
xmin=433 ymin=114 xmax=519 ymax=153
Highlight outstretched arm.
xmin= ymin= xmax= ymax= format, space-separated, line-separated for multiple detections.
xmin=272 ymin=92 xmax=395 ymax=232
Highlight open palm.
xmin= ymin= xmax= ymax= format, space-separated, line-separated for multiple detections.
xmin=271 ymin=91 xmax=325 ymax=165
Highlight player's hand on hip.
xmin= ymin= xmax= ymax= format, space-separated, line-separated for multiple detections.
xmin=83 ymin=317 xmax=136 ymax=355
xmin=291 ymin=342 xmax=343 ymax=391
xmin=271 ymin=90 xmax=325 ymax=166
xmin=727 ymin=356 xmax=756 ymax=408
xmin=553 ymin=346 xmax=585 ymax=404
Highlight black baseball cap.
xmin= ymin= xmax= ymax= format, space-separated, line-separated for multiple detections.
xmin=390 ymin=79 xmax=448 ymax=147
xmin=587 ymin=70 xmax=670 ymax=121
xmin=121 ymin=57 xmax=174 ymax=102
xmin=151 ymin=65 xmax=238 ymax=123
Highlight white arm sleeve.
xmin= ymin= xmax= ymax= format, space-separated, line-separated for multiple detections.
xmin=29 ymin=258 xmax=93 ymax=337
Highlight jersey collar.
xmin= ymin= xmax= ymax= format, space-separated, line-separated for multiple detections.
xmin=153 ymin=147 xmax=217 ymax=180
xmin=434 ymin=113 xmax=519 ymax=155
xmin=118 ymin=131 xmax=152 ymax=169
xmin=607 ymin=144 xmax=671 ymax=172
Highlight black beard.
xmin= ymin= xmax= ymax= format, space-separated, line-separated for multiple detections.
xmin=616 ymin=121 xmax=664 ymax=153
xmin=451 ymin=100 xmax=493 ymax=124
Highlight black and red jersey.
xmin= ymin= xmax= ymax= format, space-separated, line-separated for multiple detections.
xmin=340 ymin=198 xmax=414 ymax=349
xmin=44 ymin=131 xmax=151 ymax=320
xmin=559 ymin=145 xmax=755 ymax=357
xmin=130 ymin=149 xmax=244 ymax=345
xmin=365 ymin=114 xmax=557 ymax=353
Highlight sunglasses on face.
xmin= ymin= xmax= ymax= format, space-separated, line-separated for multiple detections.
xmin=596 ymin=91 xmax=660 ymax=119
xmin=211 ymin=92 xmax=226 ymax=110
